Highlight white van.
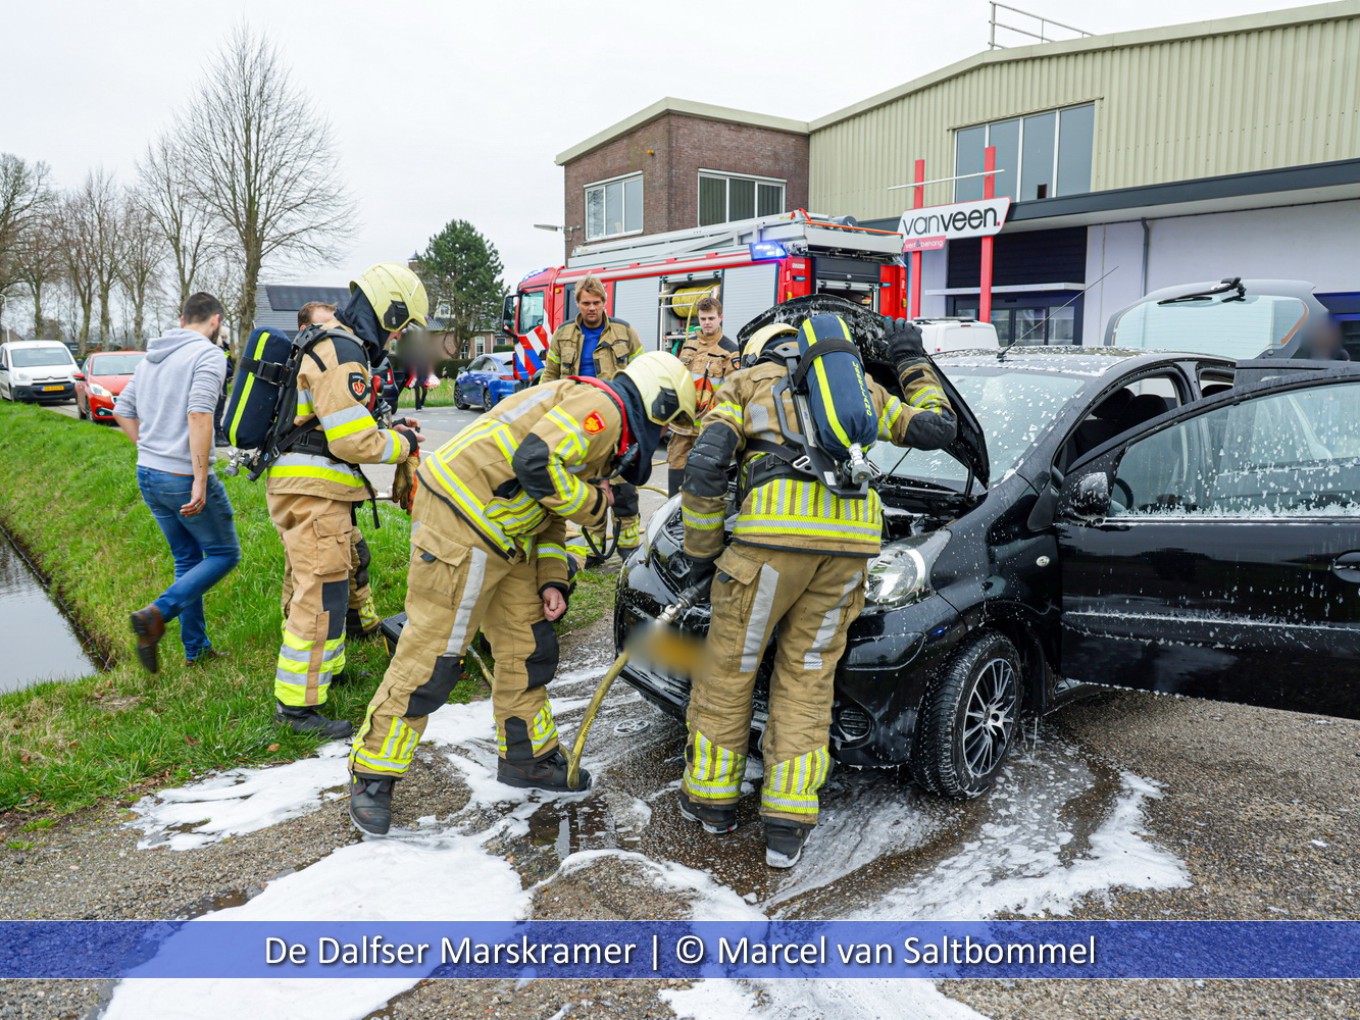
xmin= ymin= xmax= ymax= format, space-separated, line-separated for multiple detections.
xmin=913 ymin=317 xmax=1000 ymax=355
xmin=0 ymin=341 xmax=79 ymax=404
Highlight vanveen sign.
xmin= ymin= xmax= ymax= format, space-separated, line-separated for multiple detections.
xmin=898 ymin=197 xmax=1011 ymax=252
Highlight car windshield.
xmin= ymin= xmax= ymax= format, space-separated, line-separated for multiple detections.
xmin=870 ymin=363 xmax=1088 ymax=486
xmin=88 ymin=354 xmax=144 ymax=375
xmin=10 ymin=348 xmax=74 ymax=368
xmin=1109 ymin=293 xmax=1308 ymax=359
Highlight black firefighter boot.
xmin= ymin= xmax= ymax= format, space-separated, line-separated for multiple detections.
xmin=764 ymin=819 xmax=814 ymax=869
xmin=678 ymin=793 xmax=738 ymax=834
xmin=349 ymin=774 xmax=396 ymax=836
xmin=497 ymin=748 xmax=591 ymax=792
xmin=276 ymin=702 xmax=354 ymax=740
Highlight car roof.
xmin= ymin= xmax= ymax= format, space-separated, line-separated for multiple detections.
xmin=3 ymin=340 xmax=71 ymax=349
xmin=936 ymin=346 xmax=1233 ymax=376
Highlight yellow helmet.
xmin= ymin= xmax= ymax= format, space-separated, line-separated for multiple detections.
xmin=350 ymin=262 xmax=429 ymax=333
xmin=742 ymin=322 xmax=798 ymax=367
xmin=619 ymin=351 xmax=697 ymax=427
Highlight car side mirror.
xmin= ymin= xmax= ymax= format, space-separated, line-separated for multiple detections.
xmin=73 ymin=371 xmax=84 ymax=381
xmin=1065 ymin=472 xmax=1112 ymax=519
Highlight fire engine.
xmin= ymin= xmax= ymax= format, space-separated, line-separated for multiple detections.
xmin=499 ymin=209 xmax=906 ymax=378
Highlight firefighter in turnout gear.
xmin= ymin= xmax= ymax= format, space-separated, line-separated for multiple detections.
xmin=269 ymin=264 xmax=428 ymax=739
xmin=292 ymin=300 xmax=383 ymax=641
xmin=677 ymin=315 xmax=957 ymax=868
xmin=348 ymin=351 xmax=696 ymax=836
xmin=666 ymin=295 xmax=741 ymax=497
xmin=540 ymin=274 xmax=644 ymax=563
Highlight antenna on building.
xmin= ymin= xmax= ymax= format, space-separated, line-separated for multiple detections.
xmin=988 ymin=2 xmax=1093 ymax=49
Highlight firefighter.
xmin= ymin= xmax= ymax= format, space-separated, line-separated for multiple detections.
xmin=666 ymin=295 xmax=741 ymax=497
xmin=539 ymin=274 xmax=643 ymax=564
xmin=268 ymin=264 xmax=427 ymax=739
xmin=675 ymin=315 xmax=956 ymax=868
xmin=348 ymin=351 xmax=696 ymax=836
xmin=284 ymin=300 xmax=383 ymax=643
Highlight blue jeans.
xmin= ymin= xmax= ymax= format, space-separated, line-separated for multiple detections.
xmin=136 ymin=466 xmax=241 ymax=661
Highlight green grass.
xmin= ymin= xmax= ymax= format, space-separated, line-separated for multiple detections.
xmin=0 ymin=401 xmax=606 ymax=818
xmin=397 ymin=379 xmax=459 ymax=409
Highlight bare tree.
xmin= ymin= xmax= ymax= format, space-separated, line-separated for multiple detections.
xmin=118 ymin=190 xmax=167 ymax=346
xmin=179 ymin=26 xmax=354 ymax=353
xmin=0 ymin=154 xmax=54 ymax=326
xmin=197 ymin=251 xmax=246 ymax=345
xmin=65 ymin=169 xmax=124 ymax=348
xmin=58 ymin=191 xmax=98 ymax=353
xmin=12 ymin=209 xmax=65 ymax=339
xmin=138 ymin=134 xmax=212 ymax=311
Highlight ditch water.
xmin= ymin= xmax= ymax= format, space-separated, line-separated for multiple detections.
xmin=0 ymin=526 xmax=99 ymax=694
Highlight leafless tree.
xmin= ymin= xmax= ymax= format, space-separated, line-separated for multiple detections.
xmin=0 ymin=154 xmax=54 ymax=326
xmin=12 ymin=209 xmax=65 ymax=339
xmin=118 ymin=190 xmax=167 ymax=346
xmin=197 ymin=251 xmax=246 ymax=345
xmin=178 ymin=26 xmax=354 ymax=354
xmin=66 ymin=169 xmax=124 ymax=348
xmin=57 ymin=190 xmax=98 ymax=352
xmin=138 ymin=134 xmax=212 ymax=311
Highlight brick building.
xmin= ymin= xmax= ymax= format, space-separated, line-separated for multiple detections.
xmin=554 ymin=98 xmax=809 ymax=261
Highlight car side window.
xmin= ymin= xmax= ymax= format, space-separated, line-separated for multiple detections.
xmin=1112 ymin=379 xmax=1360 ymax=517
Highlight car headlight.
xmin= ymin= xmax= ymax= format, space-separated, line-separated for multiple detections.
xmin=865 ymin=531 xmax=950 ymax=607
xmin=12 ymin=371 xmax=30 ymax=385
xmin=87 ymin=382 xmax=110 ymax=397
xmin=641 ymin=494 xmax=682 ymax=554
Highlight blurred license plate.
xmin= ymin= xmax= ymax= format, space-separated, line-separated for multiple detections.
xmin=627 ymin=621 xmax=703 ymax=677
xmin=43 ymin=385 xmax=63 ymax=392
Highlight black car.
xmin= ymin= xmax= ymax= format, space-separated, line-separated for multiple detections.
xmin=614 ymin=296 xmax=1360 ymax=799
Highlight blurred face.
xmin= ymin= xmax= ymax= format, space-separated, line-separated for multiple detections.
xmin=697 ymin=309 xmax=722 ymax=338
xmin=578 ymin=291 xmax=605 ymax=327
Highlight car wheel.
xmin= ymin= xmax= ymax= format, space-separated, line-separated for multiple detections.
xmin=482 ymin=385 xmax=493 ymax=410
xmin=455 ymin=389 xmax=470 ymax=410
xmin=911 ymin=631 xmax=1022 ymax=799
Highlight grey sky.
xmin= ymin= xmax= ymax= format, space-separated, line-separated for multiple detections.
xmin=2 ymin=0 xmax=1324 ymax=295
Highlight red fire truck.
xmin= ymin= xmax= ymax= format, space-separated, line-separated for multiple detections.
xmin=500 ymin=210 xmax=906 ymax=377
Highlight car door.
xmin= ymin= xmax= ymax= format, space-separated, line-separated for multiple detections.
xmin=0 ymin=348 xmax=9 ymax=398
xmin=1056 ymin=371 xmax=1360 ymax=719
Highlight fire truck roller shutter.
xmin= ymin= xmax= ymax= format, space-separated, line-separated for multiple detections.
xmin=613 ymin=277 xmax=662 ymax=350
xmin=720 ymin=263 xmax=781 ymax=337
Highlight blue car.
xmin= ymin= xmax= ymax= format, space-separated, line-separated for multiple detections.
xmin=454 ymin=352 xmax=520 ymax=410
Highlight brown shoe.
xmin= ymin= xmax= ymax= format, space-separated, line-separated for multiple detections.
xmin=130 ymin=605 xmax=166 ymax=674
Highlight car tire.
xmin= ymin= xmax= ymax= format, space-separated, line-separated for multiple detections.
xmin=482 ymin=385 xmax=493 ymax=410
xmin=910 ymin=630 xmax=1022 ymax=799
xmin=455 ymin=391 xmax=470 ymax=410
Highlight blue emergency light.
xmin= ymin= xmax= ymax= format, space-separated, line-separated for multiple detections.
xmin=748 ymin=241 xmax=788 ymax=261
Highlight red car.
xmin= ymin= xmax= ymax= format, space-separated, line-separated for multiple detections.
xmin=75 ymin=351 xmax=146 ymax=423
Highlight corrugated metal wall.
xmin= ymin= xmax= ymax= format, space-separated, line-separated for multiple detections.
xmin=810 ymin=12 xmax=1360 ymax=219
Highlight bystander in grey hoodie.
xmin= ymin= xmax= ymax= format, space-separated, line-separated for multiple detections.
xmin=113 ymin=328 xmax=228 ymax=475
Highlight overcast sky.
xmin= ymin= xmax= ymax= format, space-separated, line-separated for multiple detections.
xmin=2 ymin=0 xmax=1325 ymax=293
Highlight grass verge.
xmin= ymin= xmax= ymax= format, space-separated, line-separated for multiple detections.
xmin=0 ymin=401 xmax=606 ymax=818
xmin=397 ymin=379 xmax=459 ymax=409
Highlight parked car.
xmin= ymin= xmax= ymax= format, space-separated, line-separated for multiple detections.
xmin=913 ymin=316 xmax=1000 ymax=354
xmin=75 ymin=350 xmax=146 ymax=423
xmin=455 ymin=352 xmax=519 ymax=410
xmin=0 ymin=341 xmax=79 ymax=404
xmin=614 ymin=294 xmax=1358 ymax=800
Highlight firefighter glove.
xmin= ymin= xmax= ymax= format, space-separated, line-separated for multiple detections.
xmin=885 ymin=318 xmax=926 ymax=368
xmin=677 ymin=552 xmax=718 ymax=596
xmin=395 ymin=426 xmax=420 ymax=456
xmin=392 ymin=456 xmax=418 ymax=513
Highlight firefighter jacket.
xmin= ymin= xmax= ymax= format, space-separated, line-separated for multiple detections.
xmin=265 ymin=331 xmax=415 ymax=502
xmin=416 ymin=379 xmax=631 ymax=594
xmin=668 ymin=332 xmax=741 ymax=438
xmin=681 ymin=359 xmax=955 ymax=560
xmin=540 ymin=314 xmax=641 ymax=382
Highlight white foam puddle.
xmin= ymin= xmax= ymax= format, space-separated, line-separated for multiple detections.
xmin=103 ymin=830 xmax=530 ymax=1020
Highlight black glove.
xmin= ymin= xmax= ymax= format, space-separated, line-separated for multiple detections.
xmin=884 ymin=318 xmax=926 ymax=369
xmin=395 ymin=426 xmax=419 ymax=456
xmin=677 ymin=552 xmax=717 ymax=595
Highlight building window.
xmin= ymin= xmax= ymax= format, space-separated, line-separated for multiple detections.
xmin=585 ymin=174 xmax=643 ymax=241
xmin=954 ymin=103 xmax=1094 ymax=203
xmin=698 ymin=172 xmax=785 ymax=227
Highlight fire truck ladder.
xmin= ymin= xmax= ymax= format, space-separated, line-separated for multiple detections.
xmin=566 ymin=209 xmax=903 ymax=268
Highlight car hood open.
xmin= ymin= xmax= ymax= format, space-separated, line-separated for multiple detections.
xmin=736 ymin=295 xmax=990 ymax=488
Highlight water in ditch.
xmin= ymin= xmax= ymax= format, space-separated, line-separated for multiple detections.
xmin=0 ymin=527 xmax=99 ymax=693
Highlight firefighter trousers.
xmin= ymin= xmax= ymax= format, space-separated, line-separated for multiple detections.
xmin=683 ymin=543 xmax=867 ymax=825
xmin=349 ymin=490 xmax=561 ymax=778
xmin=583 ymin=481 xmax=640 ymax=555
xmin=268 ymin=492 xmax=355 ymax=708
xmin=282 ymin=526 xmax=379 ymax=641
